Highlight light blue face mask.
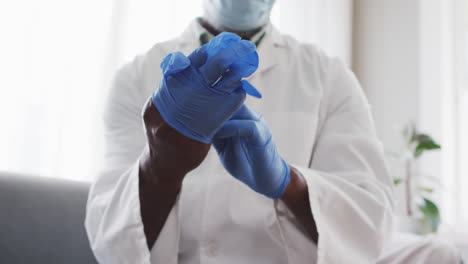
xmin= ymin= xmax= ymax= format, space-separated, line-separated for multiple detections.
xmin=204 ymin=0 xmax=276 ymax=31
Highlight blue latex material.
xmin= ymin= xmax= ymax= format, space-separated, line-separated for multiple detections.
xmin=213 ymin=104 xmax=290 ymax=199
xmin=153 ymin=32 xmax=262 ymax=143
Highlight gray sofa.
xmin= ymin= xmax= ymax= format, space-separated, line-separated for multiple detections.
xmin=2 ymin=172 xmax=466 ymax=263
xmin=0 ymin=172 xmax=98 ymax=264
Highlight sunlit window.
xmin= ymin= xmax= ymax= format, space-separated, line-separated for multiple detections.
xmin=454 ymin=0 xmax=468 ymax=232
xmin=0 ymin=0 xmax=203 ymax=181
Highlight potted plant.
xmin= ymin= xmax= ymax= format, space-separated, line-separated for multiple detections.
xmin=393 ymin=124 xmax=442 ymax=234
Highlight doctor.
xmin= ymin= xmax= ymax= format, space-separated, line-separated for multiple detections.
xmin=85 ymin=0 xmax=461 ymax=263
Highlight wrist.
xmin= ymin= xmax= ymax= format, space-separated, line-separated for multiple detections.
xmin=139 ymin=147 xmax=187 ymax=187
xmin=281 ymin=165 xmax=308 ymax=205
xmin=279 ymin=165 xmax=319 ymax=244
xmin=142 ymin=97 xmax=211 ymax=183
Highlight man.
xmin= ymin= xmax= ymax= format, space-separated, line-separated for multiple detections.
xmin=85 ymin=0 xmax=461 ymax=263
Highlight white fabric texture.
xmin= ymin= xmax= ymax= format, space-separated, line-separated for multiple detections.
xmin=85 ymin=20 xmax=460 ymax=264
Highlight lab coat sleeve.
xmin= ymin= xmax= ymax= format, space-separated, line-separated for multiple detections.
xmin=84 ymin=56 xmax=181 ymax=264
xmin=283 ymin=57 xmax=395 ymax=263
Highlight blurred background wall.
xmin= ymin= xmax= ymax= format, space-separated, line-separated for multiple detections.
xmin=353 ymin=0 xmax=468 ymax=237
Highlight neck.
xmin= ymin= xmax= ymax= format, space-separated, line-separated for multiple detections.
xmin=199 ymin=18 xmax=263 ymax=40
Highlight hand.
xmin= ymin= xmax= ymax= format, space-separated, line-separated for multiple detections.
xmin=141 ymin=32 xmax=262 ymax=183
xmin=152 ymin=32 xmax=261 ymax=144
xmin=141 ymin=99 xmax=211 ymax=184
xmin=213 ymin=104 xmax=290 ymax=199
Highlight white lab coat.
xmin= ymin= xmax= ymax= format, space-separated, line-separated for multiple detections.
xmin=85 ymin=20 xmax=460 ymax=264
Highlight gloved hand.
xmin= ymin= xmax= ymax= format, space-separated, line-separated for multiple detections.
xmin=213 ymin=104 xmax=290 ymax=199
xmin=152 ymin=32 xmax=262 ymax=144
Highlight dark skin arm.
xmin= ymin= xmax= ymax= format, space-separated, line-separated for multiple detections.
xmin=139 ymin=99 xmax=210 ymax=249
xmin=281 ymin=166 xmax=319 ymax=244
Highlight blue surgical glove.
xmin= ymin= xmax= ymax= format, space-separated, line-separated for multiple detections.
xmin=152 ymin=32 xmax=262 ymax=143
xmin=213 ymin=104 xmax=290 ymax=199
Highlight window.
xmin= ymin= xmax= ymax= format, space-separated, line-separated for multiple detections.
xmin=437 ymin=0 xmax=468 ymax=235
xmin=453 ymin=0 xmax=468 ymax=233
xmin=0 ymin=0 xmax=203 ymax=181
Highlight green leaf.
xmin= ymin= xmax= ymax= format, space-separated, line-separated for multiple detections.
xmin=410 ymin=133 xmax=440 ymax=158
xmin=418 ymin=187 xmax=434 ymax=193
xmin=393 ymin=179 xmax=402 ymax=185
xmin=417 ymin=197 xmax=440 ymax=233
xmin=412 ymin=133 xmax=433 ymax=144
xmin=414 ymin=141 xmax=441 ymax=158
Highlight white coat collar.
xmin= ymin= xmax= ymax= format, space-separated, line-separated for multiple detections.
xmin=177 ymin=18 xmax=287 ymax=74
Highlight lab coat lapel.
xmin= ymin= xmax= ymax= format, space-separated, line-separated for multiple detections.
xmin=255 ymin=26 xmax=286 ymax=74
xmin=176 ymin=20 xmax=287 ymax=74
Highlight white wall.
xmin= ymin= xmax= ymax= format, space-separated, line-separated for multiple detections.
xmin=352 ymin=0 xmax=421 ymax=202
xmin=353 ymin=0 xmax=460 ymax=231
xmin=273 ymin=0 xmax=354 ymax=66
xmin=418 ymin=0 xmax=458 ymax=230
xmin=353 ymin=0 xmax=420 ymax=152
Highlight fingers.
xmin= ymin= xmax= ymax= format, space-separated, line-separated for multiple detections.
xmin=230 ymin=104 xmax=261 ymax=120
xmin=220 ymin=52 xmax=259 ymax=81
xmin=213 ymin=104 xmax=260 ymax=139
xmin=188 ymin=46 xmax=208 ymax=68
xmin=188 ymin=32 xmax=260 ymax=96
xmin=240 ymin=80 xmax=262 ymax=98
xmin=214 ymin=118 xmax=269 ymax=147
xmin=160 ymin=52 xmax=191 ymax=76
xmin=205 ymin=32 xmax=241 ymax=60
xmin=214 ymin=119 xmax=257 ymax=139
xmin=214 ymin=104 xmax=271 ymax=146
xmin=200 ymin=39 xmax=257 ymax=85
xmin=209 ymin=52 xmax=260 ymax=94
